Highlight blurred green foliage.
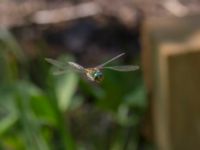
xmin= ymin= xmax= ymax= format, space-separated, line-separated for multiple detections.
xmin=0 ymin=28 xmax=148 ymax=150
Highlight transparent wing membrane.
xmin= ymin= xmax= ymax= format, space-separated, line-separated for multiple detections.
xmin=97 ymin=53 xmax=125 ymax=68
xmin=45 ymin=58 xmax=68 ymax=70
xmin=103 ymin=65 xmax=139 ymax=72
xmin=45 ymin=58 xmax=86 ymax=76
xmin=68 ymin=61 xmax=85 ymax=73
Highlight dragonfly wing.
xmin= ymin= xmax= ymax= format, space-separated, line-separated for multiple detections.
xmin=103 ymin=65 xmax=139 ymax=71
xmin=68 ymin=61 xmax=85 ymax=73
xmin=45 ymin=58 xmax=85 ymax=75
xmin=45 ymin=58 xmax=67 ymax=69
xmin=45 ymin=58 xmax=70 ymax=75
xmin=97 ymin=53 xmax=125 ymax=68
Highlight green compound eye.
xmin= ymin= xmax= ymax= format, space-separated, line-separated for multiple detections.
xmin=94 ymin=71 xmax=103 ymax=82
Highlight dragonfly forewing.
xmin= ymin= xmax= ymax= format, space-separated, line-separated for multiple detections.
xmin=68 ymin=61 xmax=85 ymax=73
xmin=97 ymin=53 xmax=125 ymax=68
xmin=45 ymin=58 xmax=68 ymax=70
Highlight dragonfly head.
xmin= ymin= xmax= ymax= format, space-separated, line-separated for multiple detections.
xmin=93 ymin=70 xmax=104 ymax=83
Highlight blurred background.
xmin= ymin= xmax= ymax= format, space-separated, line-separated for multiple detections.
xmin=0 ymin=0 xmax=200 ymax=150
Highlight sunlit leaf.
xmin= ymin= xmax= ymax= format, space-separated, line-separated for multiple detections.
xmin=55 ymin=71 xmax=79 ymax=111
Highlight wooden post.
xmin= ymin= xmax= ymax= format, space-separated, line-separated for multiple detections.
xmin=141 ymin=15 xmax=200 ymax=150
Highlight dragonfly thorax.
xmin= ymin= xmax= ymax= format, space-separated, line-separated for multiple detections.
xmin=86 ymin=68 xmax=104 ymax=83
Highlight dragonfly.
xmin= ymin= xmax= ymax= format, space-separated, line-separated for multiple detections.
xmin=45 ymin=53 xmax=139 ymax=83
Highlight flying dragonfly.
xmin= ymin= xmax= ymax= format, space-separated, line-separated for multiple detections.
xmin=45 ymin=53 xmax=139 ymax=83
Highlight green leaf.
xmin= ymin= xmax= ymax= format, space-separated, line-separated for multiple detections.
xmin=0 ymin=28 xmax=26 ymax=62
xmin=55 ymin=71 xmax=79 ymax=112
xmin=0 ymin=93 xmax=18 ymax=135
xmin=124 ymin=82 xmax=147 ymax=109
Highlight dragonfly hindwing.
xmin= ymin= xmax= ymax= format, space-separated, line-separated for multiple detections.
xmin=103 ymin=65 xmax=139 ymax=71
